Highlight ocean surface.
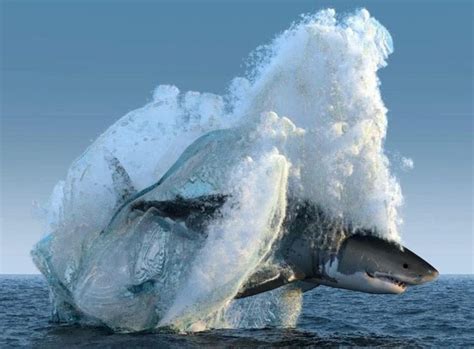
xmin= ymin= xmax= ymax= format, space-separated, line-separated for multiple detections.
xmin=0 ymin=275 xmax=472 ymax=348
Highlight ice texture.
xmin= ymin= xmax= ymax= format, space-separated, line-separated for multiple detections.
xmin=32 ymin=9 xmax=403 ymax=332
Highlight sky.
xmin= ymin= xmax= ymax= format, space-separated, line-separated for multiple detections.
xmin=0 ymin=0 xmax=472 ymax=274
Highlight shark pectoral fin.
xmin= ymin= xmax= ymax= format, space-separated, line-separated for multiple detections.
xmin=235 ymin=275 xmax=286 ymax=299
xmin=235 ymin=263 xmax=306 ymax=299
xmin=293 ymin=280 xmax=320 ymax=293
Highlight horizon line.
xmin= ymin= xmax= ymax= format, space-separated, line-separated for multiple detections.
xmin=1 ymin=272 xmax=473 ymax=276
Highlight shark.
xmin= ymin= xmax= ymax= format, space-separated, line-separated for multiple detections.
xmin=106 ymin=127 xmax=438 ymax=300
xmin=33 ymin=127 xmax=438 ymax=332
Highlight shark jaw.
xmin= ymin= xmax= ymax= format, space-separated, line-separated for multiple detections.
xmin=314 ymin=260 xmax=409 ymax=294
xmin=364 ymin=271 xmax=408 ymax=294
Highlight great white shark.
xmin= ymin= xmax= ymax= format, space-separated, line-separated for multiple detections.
xmin=106 ymin=127 xmax=438 ymax=299
xmin=238 ymin=199 xmax=438 ymax=297
xmin=32 ymin=126 xmax=438 ymax=331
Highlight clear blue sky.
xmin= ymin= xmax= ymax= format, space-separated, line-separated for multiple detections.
xmin=1 ymin=0 xmax=472 ymax=274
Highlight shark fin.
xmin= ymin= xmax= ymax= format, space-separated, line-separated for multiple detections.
xmin=235 ymin=263 xmax=306 ymax=299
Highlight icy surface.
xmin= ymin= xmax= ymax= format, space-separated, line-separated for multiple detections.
xmin=32 ymin=9 xmax=404 ymax=332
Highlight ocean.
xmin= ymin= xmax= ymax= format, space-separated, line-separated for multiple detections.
xmin=1 ymin=274 xmax=472 ymax=348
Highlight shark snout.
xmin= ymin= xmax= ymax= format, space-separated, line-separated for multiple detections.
xmin=410 ymin=254 xmax=439 ymax=285
xmin=419 ymin=267 xmax=439 ymax=284
xmin=395 ymin=265 xmax=439 ymax=286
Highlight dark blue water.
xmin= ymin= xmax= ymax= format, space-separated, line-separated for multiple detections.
xmin=1 ymin=275 xmax=472 ymax=348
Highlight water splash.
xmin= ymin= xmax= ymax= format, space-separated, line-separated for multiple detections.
xmin=33 ymin=9 xmax=404 ymax=332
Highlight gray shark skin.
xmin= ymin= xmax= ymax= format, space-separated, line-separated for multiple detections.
xmin=268 ymin=200 xmax=439 ymax=295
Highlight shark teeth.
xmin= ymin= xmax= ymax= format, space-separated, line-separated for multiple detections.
xmin=380 ymin=276 xmax=406 ymax=289
xmin=367 ymin=272 xmax=407 ymax=289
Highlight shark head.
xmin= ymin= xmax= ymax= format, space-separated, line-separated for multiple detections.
xmin=317 ymin=234 xmax=438 ymax=294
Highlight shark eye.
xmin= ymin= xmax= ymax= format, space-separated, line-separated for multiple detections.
xmin=403 ymin=263 xmax=409 ymax=269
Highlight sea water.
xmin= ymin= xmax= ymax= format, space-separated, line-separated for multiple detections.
xmin=1 ymin=275 xmax=472 ymax=347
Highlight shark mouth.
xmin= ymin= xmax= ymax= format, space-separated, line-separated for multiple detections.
xmin=366 ymin=272 xmax=407 ymax=290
